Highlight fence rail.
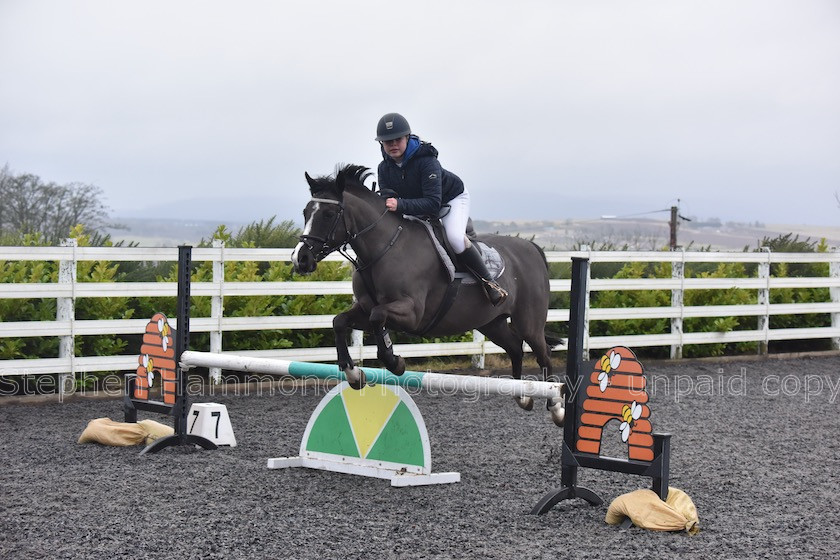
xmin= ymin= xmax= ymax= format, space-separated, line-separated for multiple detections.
xmin=2 ymin=243 xmax=839 ymax=390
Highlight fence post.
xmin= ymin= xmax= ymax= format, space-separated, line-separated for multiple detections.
xmin=472 ymin=329 xmax=485 ymax=369
xmin=670 ymin=249 xmax=684 ymax=359
xmin=209 ymin=240 xmax=224 ymax=384
xmin=351 ymin=328 xmax=364 ymax=364
xmin=57 ymin=238 xmax=77 ymax=397
xmin=831 ymin=247 xmax=840 ymax=351
xmin=757 ymin=247 xmax=771 ymax=355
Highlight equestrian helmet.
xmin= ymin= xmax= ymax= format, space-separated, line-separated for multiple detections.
xmin=376 ymin=113 xmax=411 ymax=141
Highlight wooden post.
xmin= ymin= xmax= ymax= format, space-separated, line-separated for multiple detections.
xmin=831 ymin=247 xmax=840 ymax=351
xmin=57 ymin=238 xmax=77 ymax=398
xmin=670 ymin=251 xmax=684 ymax=359
xmin=757 ymin=247 xmax=771 ymax=355
xmin=210 ymin=240 xmax=224 ymax=384
xmin=471 ymin=330 xmax=485 ymax=369
xmin=669 ymin=206 xmax=678 ymax=250
xmin=351 ymin=328 xmax=364 ymax=364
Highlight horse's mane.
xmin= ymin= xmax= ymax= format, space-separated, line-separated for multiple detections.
xmin=307 ymin=164 xmax=383 ymax=204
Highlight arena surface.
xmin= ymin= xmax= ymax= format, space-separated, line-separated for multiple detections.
xmin=1 ymin=354 xmax=839 ymax=559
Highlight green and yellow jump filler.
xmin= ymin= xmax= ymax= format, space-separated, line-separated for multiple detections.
xmin=267 ymin=381 xmax=460 ymax=487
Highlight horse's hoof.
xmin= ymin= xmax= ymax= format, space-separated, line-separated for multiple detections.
xmin=345 ymin=367 xmax=366 ymax=390
xmin=515 ymin=396 xmax=534 ymax=411
xmin=391 ymin=356 xmax=406 ymax=376
xmin=547 ymin=399 xmax=565 ymax=427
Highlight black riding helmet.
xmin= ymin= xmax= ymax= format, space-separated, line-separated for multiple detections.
xmin=375 ymin=113 xmax=411 ymax=142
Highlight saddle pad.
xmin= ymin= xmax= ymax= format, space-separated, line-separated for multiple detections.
xmin=455 ymin=243 xmax=504 ymax=286
xmin=403 ymin=215 xmax=505 ymax=284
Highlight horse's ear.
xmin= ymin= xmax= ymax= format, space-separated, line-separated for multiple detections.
xmin=305 ymin=172 xmax=317 ymax=190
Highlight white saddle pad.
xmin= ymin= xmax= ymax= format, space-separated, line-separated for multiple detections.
xmin=403 ymin=216 xmax=505 ymax=284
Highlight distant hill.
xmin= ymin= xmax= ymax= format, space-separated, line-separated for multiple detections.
xmin=473 ymin=218 xmax=840 ymax=251
xmin=108 ymin=192 xmax=307 ymax=246
xmin=104 ymin=213 xmax=840 ymax=251
xmin=104 ymin=217 xmax=248 ymax=247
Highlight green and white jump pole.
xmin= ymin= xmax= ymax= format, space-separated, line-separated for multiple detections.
xmin=180 ymin=350 xmax=565 ymax=401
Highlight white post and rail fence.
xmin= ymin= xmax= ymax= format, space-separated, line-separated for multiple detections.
xmin=1 ymin=243 xmax=839 ymax=395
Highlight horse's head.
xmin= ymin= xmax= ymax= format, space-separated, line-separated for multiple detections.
xmin=291 ymin=164 xmax=374 ymax=274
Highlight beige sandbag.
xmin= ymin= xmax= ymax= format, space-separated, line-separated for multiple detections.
xmin=137 ymin=419 xmax=175 ymax=444
xmin=605 ymin=487 xmax=700 ymax=535
xmin=78 ymin=417 xmax=174 ymax=447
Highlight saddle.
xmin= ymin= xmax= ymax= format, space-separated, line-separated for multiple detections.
xmin=402 ymin=215 xmax=505 ymax=285
xmin=369 ymin=190 xmax=505 ymax=334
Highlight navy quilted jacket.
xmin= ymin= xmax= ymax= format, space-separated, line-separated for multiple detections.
xmin=377 ymin=135 xmax=465 ymax=217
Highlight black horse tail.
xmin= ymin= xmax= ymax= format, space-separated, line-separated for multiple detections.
xmin=529 ymin=241 xmax=565 ymax=349
xmin=545 ymin=331 xmax=565 ymax=350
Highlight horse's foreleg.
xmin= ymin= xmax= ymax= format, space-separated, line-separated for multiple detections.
xmin=369 ymin=299 xmax=418 ymax=376
xmin=333 ymin=304 xmax=370 ymax=389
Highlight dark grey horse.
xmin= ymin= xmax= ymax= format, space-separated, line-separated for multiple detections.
xmin=291 ymin=164 xmax=563 ymax=424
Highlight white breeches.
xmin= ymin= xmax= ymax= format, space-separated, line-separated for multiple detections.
xmin=440 ymin=189 xmax=470 ymax=254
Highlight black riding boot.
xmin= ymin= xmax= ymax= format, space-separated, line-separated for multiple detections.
xmin=458 ymin=243 xmax=508 ymax=306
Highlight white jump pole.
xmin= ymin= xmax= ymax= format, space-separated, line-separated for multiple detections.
xmin=180 ymin=350 xmax=564 ymax=400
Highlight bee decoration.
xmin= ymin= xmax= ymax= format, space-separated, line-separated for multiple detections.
xmin=142 ymin=354 xmax=155 ymax=387
xmin=619 ymin=401 xmax=643 ymax=442
xmin=598 ymin=350 xmax=622 ymax=392
xmin=158 ymin=318 xmax=171 ymax=352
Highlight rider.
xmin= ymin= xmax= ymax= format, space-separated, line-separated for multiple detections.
xmin=375 ymin=112 xmax=507 ymax=306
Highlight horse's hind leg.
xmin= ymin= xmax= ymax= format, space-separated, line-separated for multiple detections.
xmin=515 ymin=319 xmax=565 ymax=426
xmin=478 ymin=316 xmax=531 ymax=411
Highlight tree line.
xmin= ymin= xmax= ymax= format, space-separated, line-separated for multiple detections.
xmin=0 ymin=165 xmax=111 ymax=245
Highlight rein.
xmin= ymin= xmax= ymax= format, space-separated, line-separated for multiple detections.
xmin=299 ymin=196 xmax=402 ymax=273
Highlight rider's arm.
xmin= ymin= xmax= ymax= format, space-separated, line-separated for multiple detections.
xmin=396 ymin=158 xmax=443 ymax=217
xmin=377 ymin=162 xmax=401 ymax=212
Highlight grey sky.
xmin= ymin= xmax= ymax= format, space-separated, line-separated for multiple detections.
xmin=2 ymin=0 xmax=839 ymax=227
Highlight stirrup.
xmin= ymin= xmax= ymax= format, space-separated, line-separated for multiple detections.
xmin=482 ymin=279 xmax=508 ymax=306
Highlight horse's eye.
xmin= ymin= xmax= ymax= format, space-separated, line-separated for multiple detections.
xmin=323 ymin=210 xmax=336 ymax=219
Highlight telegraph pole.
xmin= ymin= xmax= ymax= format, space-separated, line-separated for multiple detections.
xmin=669 ymin=206 xmax=678 ymax=250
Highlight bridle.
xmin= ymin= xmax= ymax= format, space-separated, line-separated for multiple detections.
xmin=297 ymin=196 xmax=402 ymax=271
xmin=297 ymin=197 xmax=347 ymax=261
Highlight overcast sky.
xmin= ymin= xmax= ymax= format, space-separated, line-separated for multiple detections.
xmin=2 ymin=0 xmax=839 ymax=228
